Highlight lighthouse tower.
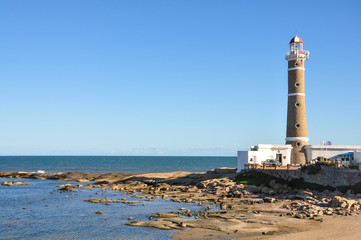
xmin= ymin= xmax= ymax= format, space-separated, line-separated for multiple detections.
xmin=285 ymin=36 xmax=309 ymax=164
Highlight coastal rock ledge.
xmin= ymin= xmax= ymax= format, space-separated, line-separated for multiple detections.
xmin=1 ymin=181 xmax=30 ymax=186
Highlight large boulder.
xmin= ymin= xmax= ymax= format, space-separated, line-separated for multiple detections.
xmin=329 ymin=196 xmax=358 ymax=210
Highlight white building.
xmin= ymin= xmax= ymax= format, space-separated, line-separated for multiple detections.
xmin=304 ymin=145 xmax=361 ymax=165
xmin=237 ymin=144 xmax=292 ymax=172
xmin=237 ymin=144 xmax=361 ymax=172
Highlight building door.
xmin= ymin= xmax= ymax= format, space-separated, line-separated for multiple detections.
xmin=276 ymin=154 xmax=282 ymax=165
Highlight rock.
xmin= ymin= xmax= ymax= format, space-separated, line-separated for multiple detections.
xmin=128 ymin=217 xmax=134 ymax=220
xmin=127 ymin=219 xmax=185 ymax=230
xmin=261 ymin=187 xmax=270 ymax=194
xmin=333 ymin=190 xmax=342 ymax=196
xmin=269 ymin=180 xmax=276 ymax=188
xmin=268 ymin=190 xmax=276 ymax=196
xmin=207 ymin=167 xmax=236 ymax=174
xmin=329 ymin=196 xmax=357 ymax=210
xmin=96 ymin=211 xmax=102 ymax=214
xmin=295 ymin=213 xmax=306 ymax=219
xmin=57 ymin=184 xmax=72 ymax=188
xmin=263 ymin=197 xmax=276 ymax=203
xmin=1 ymin=181 xmax=30 ymax=186
xmin=77 ymin=179 xmax=90 ymax=183
xmin=150 ymin=213 xmax=180 ymax=218
xmin=196 ymin=182 xmax=207 ymax=189
xmin=220 ymin=203 xmax=228 ymax=210
xmin=84 ymin=198 xmax=142 ymax=204
xmin=232 ymin=190 xmax=243 ymax=198
xmin=179 ymin=208 xmax=186 ymax=210
xmin=187 ymin=186 xmax=198 ymax=192
xmin=59 ymin=185 xmax=77 ymax=192
xmin=247 ymin=185 xmax=261 ymax=193
xmin=237 ymin=183 xmax=245 ymax=188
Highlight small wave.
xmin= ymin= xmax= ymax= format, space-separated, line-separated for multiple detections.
xmin=36 ymin=170 xmax=46 ymax=173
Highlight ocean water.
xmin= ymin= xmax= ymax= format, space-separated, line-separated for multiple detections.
xmin=0 ymin=156 xmax=236 ymax=240
xmin=0 ymin=156 xmax=236 ymax=173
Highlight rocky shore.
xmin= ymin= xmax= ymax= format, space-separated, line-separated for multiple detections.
xmin=2 ymin=168 xmax=361 ymax=239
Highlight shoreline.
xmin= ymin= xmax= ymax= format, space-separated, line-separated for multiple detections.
xmin=2 ymin=168 xmax=361 ymax=239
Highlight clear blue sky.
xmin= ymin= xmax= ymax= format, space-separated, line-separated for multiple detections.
xmin=1 ymin=0 xmax=360 ymax=156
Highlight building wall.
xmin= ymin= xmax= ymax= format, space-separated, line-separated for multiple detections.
xmin=237 ymin=145 xmax=292 ymax=172
xmin=305 ymin=145 xmax=361 ymax=162
xmin=354 ymin=152 xmax=361 ymax=163
xmin=237 ymin=151 xmax=250 ymax=172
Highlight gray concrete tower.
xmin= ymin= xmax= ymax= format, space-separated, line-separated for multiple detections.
xmin=285 ymin=36 xmax=309 ymax=164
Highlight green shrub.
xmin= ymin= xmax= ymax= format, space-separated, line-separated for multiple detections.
xmin=235 ymin=170 xmax=334 ymax=192
xmin=338 ymin=181 xmax=361 ymax=194
xmin=300 ymin=162 xmax=322 ymax=175
xmin=349 ymin=164 xmax=359 ymax=169
xmin=318 ymin=159 xmax=335 ymax=167
xmin=300 ymin=159 xmax=336 ymax=175
xmin=288 ymin=177 xmax=335 ymax=192
xmin=235 ymin=171 xmax=286 ymax=186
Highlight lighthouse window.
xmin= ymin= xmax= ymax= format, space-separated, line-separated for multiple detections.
xmin=294 ymin=62 xmax=299 ymax=67
xmin=295 ymin=123 xmax=300 ymax=129
xmin=296 ymin=142 xmax=301 ymax=147
xmin=295 ymin=102 xmax=301 ymax=108
xmin=295 ymin=82 xmax=300 ymax=87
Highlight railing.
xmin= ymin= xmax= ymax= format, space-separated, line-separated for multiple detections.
xmin=244 ymin=163 xmax=300 ymax=170
xmin=286 ymin=50 xmax=305 ymax=55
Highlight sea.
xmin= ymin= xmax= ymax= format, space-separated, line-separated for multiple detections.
xmin=0 ymin=156 xmax=236 ymax=240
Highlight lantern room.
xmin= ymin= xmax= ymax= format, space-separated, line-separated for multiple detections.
xmin=289 ymin=35 xmax=304 ymax=54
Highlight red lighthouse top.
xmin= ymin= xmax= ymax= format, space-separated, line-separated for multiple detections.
xmin=289 ymin=35 xmax=304 ymax=54
xmin=289 ymin=35 xmax=303 ymax=44
xmin=286 ymin=35 xmax=309 ymax=60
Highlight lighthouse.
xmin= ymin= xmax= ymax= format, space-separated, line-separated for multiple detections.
xmin=236 ymin=36 xmax=361 ymax=172
xmin=285 ymin=36 xmax=309 ymax=164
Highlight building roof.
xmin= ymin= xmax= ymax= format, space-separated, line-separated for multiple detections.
xmin=256 ymin=144 xmax=293 ymax=150
xmin=339 ymin=152 xmax=354 ymax=156
xmin=304 ymin=145 xmax=361 ymax=150
xmin=290 ymin=35 xmax=303 ymax=44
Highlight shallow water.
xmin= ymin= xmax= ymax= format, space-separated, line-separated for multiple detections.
xmin=0 ymin=156 xmax=232 ymax=239
xmin=0 ymin=178 xmax=213 ymax=240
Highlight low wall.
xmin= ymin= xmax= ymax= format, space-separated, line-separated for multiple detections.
xmin=254 ymin=166 xmax=361 ymax=187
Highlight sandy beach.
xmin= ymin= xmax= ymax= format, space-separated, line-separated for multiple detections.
xmin=2 ymin=168 xmax=361 ymax=239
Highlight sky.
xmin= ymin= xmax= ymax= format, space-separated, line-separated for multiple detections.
xmin=1 ymin=0 xmax=361 ymax=156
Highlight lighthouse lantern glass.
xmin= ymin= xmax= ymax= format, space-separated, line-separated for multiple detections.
xmin=290 ymin=42 xmax=303 ymax=54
